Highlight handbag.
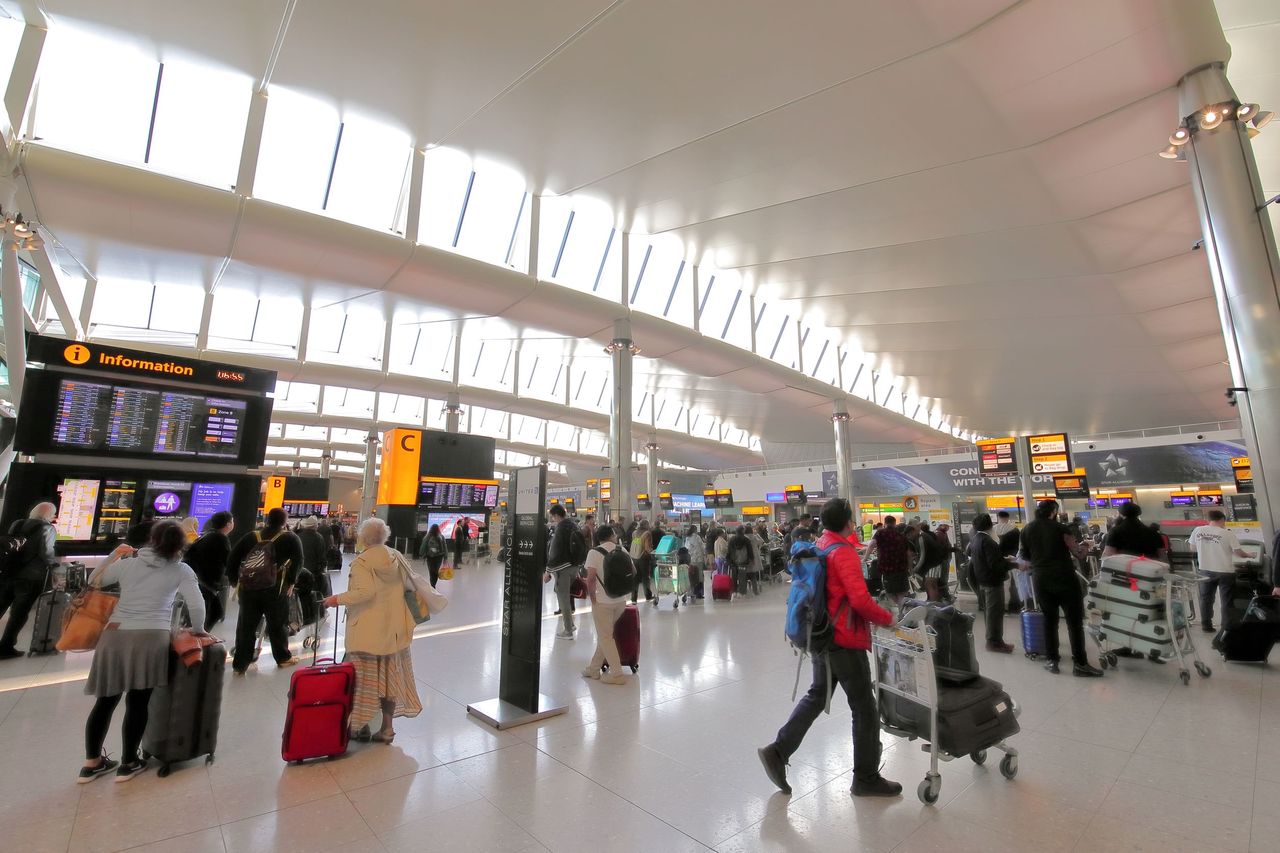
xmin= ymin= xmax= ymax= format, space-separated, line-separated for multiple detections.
xmin=570 ymin=576 xmax=588 ymax=600
xmin=438 ymin=564 xmax=454 ymax=581
xmin=56 ymin=588 xmax=119 ymax=652
xmin=397 ymin=554 xmax=448 ymax=625
xmin=171 ymin=629 xmax=219 ymax=668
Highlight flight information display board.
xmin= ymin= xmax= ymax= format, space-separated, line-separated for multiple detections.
xmin=1026 ymin=432 xmax=1071 ymax=475
xmin=417 ymin=478 xmax=500 ymax=508
xmin=784 ymin=484 xmax=806 ymax=505
xmin=18 ymin=370 xmax=268 ymax=466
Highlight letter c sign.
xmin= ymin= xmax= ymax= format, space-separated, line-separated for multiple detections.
xmin=400 ymin=433 xmax=417 ymax=452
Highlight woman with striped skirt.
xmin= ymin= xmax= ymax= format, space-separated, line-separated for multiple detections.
xmin=323 ymin=518 xmax=421 ymax=743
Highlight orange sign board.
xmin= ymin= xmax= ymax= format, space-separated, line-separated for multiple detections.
xmin=376 ymin=428 xmax=422 ymax=506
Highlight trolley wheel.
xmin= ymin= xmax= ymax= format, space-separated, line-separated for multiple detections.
xmin=157 ymin=763 xmax=171 ymax=779
xmin=1195 ymin=661 xmax=1211 ymax=678
xmin=1106 ymin=653 xmax=1119 ymax=667
xmin=970 ymin=749 xmax=987 ymax=766
xmin=302 ymin=637 xmax=315 ymax=650
xmin=630 ymin=665 xmax=638 ymax=673
xmin=1179 ymin=670 xmax=1191 ymax=686
xmin=917 ymin=778 xmax=940 ymax=805
xmin=205 ymin=754 xmax=215 ymax=766
xmin=1024 ymin=652 xmax=1039 ymax=661
xmin=1098 ymin=657 xmax=1108 ymax=671
xmin=999 ymin=755 xmax=1018 ymax=780
xmin=673 ymin=601 xmax=679 ymax=610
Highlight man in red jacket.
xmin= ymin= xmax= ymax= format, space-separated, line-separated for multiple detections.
xmin=758 ymin=498 xmax=901 ymax=797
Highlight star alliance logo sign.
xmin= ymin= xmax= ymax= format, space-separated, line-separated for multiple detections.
xmin=1099 ymin=453 xmax=1129 ymax=479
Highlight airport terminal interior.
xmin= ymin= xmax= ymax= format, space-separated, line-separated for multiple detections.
xmin=0 ymin=1 xmax=1277 ymax=851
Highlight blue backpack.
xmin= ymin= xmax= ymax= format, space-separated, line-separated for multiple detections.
xmin=784 ymin=541 xmax=848 ymax=654
xmin=784 ymin=540 xmax=852 ymax=709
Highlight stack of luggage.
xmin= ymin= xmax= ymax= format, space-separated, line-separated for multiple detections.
xmin=1213 ymin=576 xmax=1280 ymax=663
xmin=878 ymin=601 xmax=1020 ymax=758
xmin=1086 ymin=555 xmax=1174 ymax=659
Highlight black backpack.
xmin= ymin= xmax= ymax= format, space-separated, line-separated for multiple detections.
xmin=0 ymin=530 xmax=27 ymax=577
xmin=597 ymin=546 xmax=636 ymax=598
xmin=239 ymin=531 xmax=284 ymax=591
xmin=569 ymin=527 xmax=589 ymax=566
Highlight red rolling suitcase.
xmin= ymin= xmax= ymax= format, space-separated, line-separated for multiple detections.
xmin=614 ymin=604 xmax=640 ymax=672
xmin=282 ymin=604 xmax=355 ymax=763
xmin=712 ymin=572 xmax=733 ymax=601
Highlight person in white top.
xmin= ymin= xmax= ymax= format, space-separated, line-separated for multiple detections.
xmin=1189 ymin=510 xmax=1249 ymax=633
xmin=582 ymin=525 xmax=629 ymax=685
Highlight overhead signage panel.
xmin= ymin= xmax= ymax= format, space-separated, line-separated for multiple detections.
xmin=976 ymin=437 xmax=1018 ymax=476
xmin=27 ymin=333 xmax=275 ymax=392
xmin=784 ymin=484 xmax=806 ymax=505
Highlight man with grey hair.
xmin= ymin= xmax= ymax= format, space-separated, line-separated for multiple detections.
xmin=0 ymin=502 xmax=59 ymax=659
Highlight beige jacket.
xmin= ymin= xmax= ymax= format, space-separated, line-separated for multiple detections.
xmin=335 ymin=544 xmax=416 ymax=656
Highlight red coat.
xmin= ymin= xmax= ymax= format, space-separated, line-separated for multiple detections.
xmin=820 ymin=530 xmax=894 ymax=650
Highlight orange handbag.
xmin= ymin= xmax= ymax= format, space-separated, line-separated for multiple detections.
xmin=171 ymin=630 xmax=219 ymax=668
xmin=57 ymin=589 xmax=119 ymax=652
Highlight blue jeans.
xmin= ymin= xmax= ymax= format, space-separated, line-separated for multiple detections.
xmin=1199 ymin=573 xmax=1234 ymax=627
xmin=773 ymin=648 xmax=881 ymax=780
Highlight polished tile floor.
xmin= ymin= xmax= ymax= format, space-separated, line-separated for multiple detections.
xmin=0 ymin=557 xmax=1274 ymax=852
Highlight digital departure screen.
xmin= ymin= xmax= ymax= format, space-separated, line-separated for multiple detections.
xmin=54 ymin=478 xmax=100 ymax=541
xmin=52 ymin=379 xmax=247 ymax=459
xmin=97 ymin=479 xmax=138 ymax=538
xmin=418 ymin=479 xmax=500 ymax=508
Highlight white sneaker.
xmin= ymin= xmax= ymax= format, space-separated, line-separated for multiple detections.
xmin=555 ymin=629 xmax=575 ymax=640
xmin=581 ymin=667 xmax=601 ymax=679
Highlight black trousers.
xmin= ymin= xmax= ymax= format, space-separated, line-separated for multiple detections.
xmin=774 ymin=647 xmax=881 ymax=780
xmin=233 ymin=587 xmax=292 ymax=671
xmin=425 ymin=556 xmax=443 ymax=586
xmin=981 ymin=584 xmax=1007 ymax=645
xmin=199 ymin=582 xmax=226 ymax=632
xmin=85 ymin=688 xmax=152 ymax=762
xmin=0 ymin=573 xmax=48 ymax=651
xmin=1037 ymin=579 xmax=1089 ymax=666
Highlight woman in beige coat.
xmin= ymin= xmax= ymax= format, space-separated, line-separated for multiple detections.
xmin=322 ymin=517 xmax=421 ymax=744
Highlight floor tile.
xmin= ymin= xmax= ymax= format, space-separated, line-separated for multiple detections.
xmin=219 ymin=793 xmax=377 ymax=853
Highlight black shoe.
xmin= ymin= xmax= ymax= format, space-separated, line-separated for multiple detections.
xmin=77 ymin=754 xmax=119 ymax=784
xmin=1147 ymin=650 xmax=1167 ymax=665
xmin=1045 ymin=660 xmax=1060 ymax=674
xmin=553 ymin=609 xmax=562 ymax=615
xmin=852 ymin=774 xmax=903 ymax=798
xmin=1073 ymin=663 xmax=1104 ymax=678
xmin=114 ymin=758 xmax=149 ymax=783
xmin=1112 ymin=648 xmax=1140 ymax=658
xmin=0 ymin=647 xmax=23 ymax=660
xmin=757 ymin=744 xmax=791 ymax=795
xmin=1201 ymin=623 xmax=1215 ymax=633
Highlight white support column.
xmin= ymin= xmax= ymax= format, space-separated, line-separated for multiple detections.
xmin=360 ymin=433 xmax=380 ymax=520
xmin=527 ymin=194 xmax=541 ymax=278
xmin=196 ymin=287 xmax=215 ymax=353
xmin=3 ymin=23 xmax=45 ymax=150
xmin=645 ymin=437 xmax=660 ymax=524
xmin=795 ymin=320 xmax=805 ymax=374
xmin=28 ymin=241 xmax=82 ymax=339
xmin=608 ymin=318 xmax=635 ymax=522
xmin=2 ymin=237 xmax=26 ymax=401
xmin=295 ymin=298 xmax=311 ymax=363
xmin=511 ymin=341 xmax=521 ymax=400
xmin=235 ymin=89 xmax=270 ymax=197
xmin=831 ymin=400 xmax=857 ymax=524
xmin=690 ymin=265 xmax=701 ymax=334
xmin=445 ymin=390 xmax=462 ymax=433
xmin=619 ymin=231 xmax=631 ymax=306
xmin=77 ymin=272 xmax=97 ymax=334
xmin=404 ymin=146 xmax=426 ymax=241
xmin=380 ymin=318 xmax=393 ymax=375
xmin=748 ymin=294 xmax=758 ymax=353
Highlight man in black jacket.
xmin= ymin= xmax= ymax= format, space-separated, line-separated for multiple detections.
xmin=0 ymin=502 xmax=59 ymax=659
xmin=544 ymin=504 xmax=580 ymax=639
xmin=1020 ymin=500 xmax=1102 ymax=677
xmin=968 ymin=514 xmax=1013 ymax=653
xmin=227 ymin=508 xmax=303 ymax=674
xmin=185 ymin=511 xmax=235 ymax=631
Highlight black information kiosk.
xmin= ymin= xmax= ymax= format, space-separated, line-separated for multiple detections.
xmin=467 ymin=464 xmax=566 ymax=729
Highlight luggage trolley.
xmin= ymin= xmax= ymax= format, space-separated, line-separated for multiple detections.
xmin=1085 ymin=558 xmax=1210 ymax=685
xmin=873 ymin=607 xmax=1020 ymax=804
xmin=652 ymin=534 xmax=690 ymax=609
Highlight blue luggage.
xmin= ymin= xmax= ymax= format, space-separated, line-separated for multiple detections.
xmin=1021 ymin=585 xmax=1047 ymax=659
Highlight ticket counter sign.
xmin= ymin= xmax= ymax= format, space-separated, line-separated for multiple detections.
xmin=976 ymin=437 xmax=1018 ymax=476
xmin=1052 ymin=469 xmax=1090 ymax=500
xmin=635 ymin=493 xmax=652 ymax=511
xmin=741 ymin=505 xmax=770 ymax=516
xmin=703 ymin=489 xmax=719 ymax=508
xmin=1026 ymin=432 xmax=1071 ymax=475
xmin=784 ymin=484 xmax=806 ymax=505
xmin=1231 ymin=456 xmax=1253 ymax=494
xmin=659 ymin=492 xmax=674 ymax=510
xmin=716 ymin=488 xmax=735 ymax=508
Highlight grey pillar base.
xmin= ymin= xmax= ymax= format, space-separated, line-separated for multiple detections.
xmin=466 ymin=694 xmax=567 ymax=730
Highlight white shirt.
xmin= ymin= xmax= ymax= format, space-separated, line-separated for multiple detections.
xmin=992 ymin=521 xmax=1017 ymax=540
xmin=585 ymin=541 xmax=630 ymax=606
xmin=1189 ymin=525 xmax=1240 ymax=575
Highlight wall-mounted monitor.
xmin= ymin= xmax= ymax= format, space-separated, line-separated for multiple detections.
xmin=417 ymin=477 xmax=500 ymax=509
xmin=424 ymin=511 xmax=487 ymax=539
xmin=15 ymin=370 xmax=271 ymax=467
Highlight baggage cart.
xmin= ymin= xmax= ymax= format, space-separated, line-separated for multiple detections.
xmin=873 ymin=606 xmax=1020 ymax=805
xmin=652 ymin=534 xmax=690 ymax=608
xmin=1086 ymin=564 xmax=1210 ymax=685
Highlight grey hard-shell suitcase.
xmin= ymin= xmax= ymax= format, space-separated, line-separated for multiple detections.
xmin=142 ymin=642 xmax=226 ymax=777
xmin=28 ymin=587 xmax=69 ymax=655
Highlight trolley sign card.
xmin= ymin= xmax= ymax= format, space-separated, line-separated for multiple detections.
xmin=875 ymin=645 xmax=936 ymax=705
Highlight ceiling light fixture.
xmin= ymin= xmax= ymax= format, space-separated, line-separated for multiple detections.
xmin=1251 ymin=110 xmax=1274 ymax=130
xmin=1237 ymin=103 xmax=1259 ymax=121
xmin=1158 ymin=145 xmax=1180 ymax=159
xmin=1169 ymin=127 xmax=1189 ymax=146
xmin=1200 ymin=107 xmax=1223 ymax=130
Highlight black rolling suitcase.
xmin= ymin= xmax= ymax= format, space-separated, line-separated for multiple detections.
xmin=1214 ymin=593 xmax=1280 ymax=663
xmin=142 ymin=641 xmax=226 ymax=776
xmin=880 ymin=675 xmax=1019 ymax=757
xmin=28 ymin=574 xmax=69 ymax=656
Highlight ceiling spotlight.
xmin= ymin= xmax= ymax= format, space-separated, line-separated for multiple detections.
xmin=1200 ymin=108 xmax=1223 ymax=131
xmin=1158 ymin=144 xmax=1179 ymax=159
xmin=1169 ymin=127 xmax=1189 ymax=145
xmin=1248 ymin=127 xmax=1261 ymax=139
xmin=1238 ymin=103 xmax=1259 ymax=121
xmin=1252 ymin=110 xmax=1274 ymax=130
xmin=12 ymin=215 xmax=28 ymax=237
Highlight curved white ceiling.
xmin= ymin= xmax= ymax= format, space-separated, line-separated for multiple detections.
xmin=8 ymin=0 xmax=1265 ymax=440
